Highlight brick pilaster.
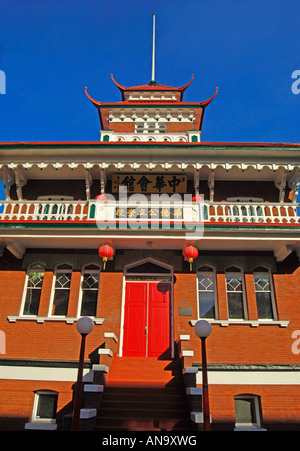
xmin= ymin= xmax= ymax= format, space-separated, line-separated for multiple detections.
xmin=216 ymin=273 xmax=228 ymax=320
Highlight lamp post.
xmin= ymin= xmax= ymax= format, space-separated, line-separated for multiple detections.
xmin=72 ymin=317 xmax=94 ymax=431
xmin=194 ymin=319 xmax=212 ymax=431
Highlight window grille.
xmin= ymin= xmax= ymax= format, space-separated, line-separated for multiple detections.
xmin=253 ymin=266 xmax=275 ymax=319
xmin=80 ymin=264 xmax=100 ymax=316
xmin=23 ymin=264 xmax=45 ymax=315
xmin=197 ymin=266 xmax=216 ymax=319
xmin=225 ymin=266 xmax=246 ymax=319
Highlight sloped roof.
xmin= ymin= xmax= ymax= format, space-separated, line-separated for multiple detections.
xmin=110 ymin=74 xmax=194 ymax=99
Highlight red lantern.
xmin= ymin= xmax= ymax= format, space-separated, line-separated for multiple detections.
xmin=183 ymin=245 xmax=198 ymax=271
xmin=192 ymin=195 xmax=203 ymax=202
xmin=96 ymin=194 xmax=107 ymax=201
xmin=157 ymin=281 xmax=171 ymax=294
xmin=98 ymin=244 xmax=114 ymax=269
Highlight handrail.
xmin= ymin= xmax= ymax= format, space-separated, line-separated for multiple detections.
xmin=0 ymin=200 xmax=299 ymax=224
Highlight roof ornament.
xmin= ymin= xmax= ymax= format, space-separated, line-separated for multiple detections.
xmin=150 ymin=14 xmax=156 ymax=85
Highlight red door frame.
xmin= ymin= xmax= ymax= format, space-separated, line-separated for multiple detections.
xmin=123 ymin=280 xmax=171 ymax=357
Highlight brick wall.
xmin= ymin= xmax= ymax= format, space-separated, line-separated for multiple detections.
xmin=167 ymin=122 xmax=192 ymax=133
xmin=1 ymin=265 xmax=299 ymax=364
xmin=173 ymin=267 xmax=300 ymax=365
xmin=0 ymin=259 xmax=299 ymax=430
xmin=0 ymin=270 xmax=123 ymax=361
xmin=210 ymin=384 xmax=300 ymax=431
xmin=109 ymin=122 xmax=135 ymax=133
xmin=0 ymin=380 xmax=73 ymax=431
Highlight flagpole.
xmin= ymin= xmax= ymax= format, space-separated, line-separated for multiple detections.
xmin=151 ymin=14 xmax=156 ymax=83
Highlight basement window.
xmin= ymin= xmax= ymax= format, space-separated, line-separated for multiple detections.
xmin=32 ymin=390 xmax=58 ymax=423
xmin=234 ymin=395 xmax=264 ymax=430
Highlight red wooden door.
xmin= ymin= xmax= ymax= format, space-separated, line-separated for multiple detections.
xmin=123 ymin=282 xmax=170 ymax=357
xmin=123 ymin=282 xmax=148 ymax=357
xmin=148 ymin=283 xmax=170 ymax=357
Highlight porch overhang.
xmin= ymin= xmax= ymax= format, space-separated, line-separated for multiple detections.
xmin=0 ymin=222 xmax=299 ymax=262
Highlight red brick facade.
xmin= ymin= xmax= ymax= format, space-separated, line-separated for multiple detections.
xmin=1 ymin=75 xmax=300 ymax=432
xmin=1 ymin=252 xmax=300 ymax=430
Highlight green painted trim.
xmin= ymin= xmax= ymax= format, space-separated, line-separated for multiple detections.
xmin=0 ymin=142 xmax=299 ymax=152
xmin=0 ymin=221 xmax=299 ymax=232
xmin=0 ymin=358 xmax=92 ymax=369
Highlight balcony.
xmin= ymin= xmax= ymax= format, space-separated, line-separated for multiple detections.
xmin=0 ymin=199 xmax=299 ymax=226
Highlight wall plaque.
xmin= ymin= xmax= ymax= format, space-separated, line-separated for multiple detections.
xmin=179 ymin=306 xmax=193 ymax=316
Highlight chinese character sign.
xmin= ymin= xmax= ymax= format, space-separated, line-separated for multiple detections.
xmin=115 ymin=206 xmax=183 ymax=220
xmin=112 ymin=174 xmax=187 ymax=194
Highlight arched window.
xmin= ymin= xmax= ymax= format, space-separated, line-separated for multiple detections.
xmin=21 ymin=263 xmax=45 ymax=316
xmin=197 ymin=265 xmax=217 ymax=319
xmin=147 ymin=123 xmax=156 ymax=133
xmin=158 ymin=124 xmax=167 ymax=133
xmin=79 ymin=263 xmax=100 ymax=317
xmin=49 ymin=263 xmax=72 ymax=316
xmin=225 ymin=266 xmax=247 ymax=320
xmin=253 ymin=266 xmax=276 ymax=320
xmin=136 ymin=124 xmax=144 ymax=133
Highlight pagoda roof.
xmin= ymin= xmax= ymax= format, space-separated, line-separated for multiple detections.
xmin=85 ymin=86 xmax=219 ymax=109
xmin=85 ymin=73 xmax=218 ymax=131
xmin=110 ymin=74 xmax=195 ymax=100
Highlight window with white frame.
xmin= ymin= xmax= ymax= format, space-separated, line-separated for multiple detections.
xmin=49 ymin=263 xmax=72 ymax=316
xmin=225 ymin=266 xmax=247 ymax=320
xmin=197 ymin=265 xmax=217 ymax=319
xmin=135 ymin=122 xmax=167 ymax=133
xmin=234 ymin=394 xmax=263 ymax=430
xmin=32 ymin=390 xmax=58 ymax=423
xmin=79 ymin=264 xmax=100 ymax=317
xmin=253 ymin=266 xmax=276 ymax=320
xmin=22 ymin=263 xmax=45 ymax=315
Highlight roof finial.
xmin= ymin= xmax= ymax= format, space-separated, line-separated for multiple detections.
xmin=150 ymin=14 xmax=156 ymax=85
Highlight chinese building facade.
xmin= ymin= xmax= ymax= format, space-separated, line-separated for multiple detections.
xmin=0 ymin=72 xmax=300 ymax=431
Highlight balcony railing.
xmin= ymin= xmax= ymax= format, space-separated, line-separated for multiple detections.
xmin=0 ymin=200 xmax=299 ymax=225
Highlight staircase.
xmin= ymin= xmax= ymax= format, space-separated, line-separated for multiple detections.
xmin=94 ymin=357 xmax=193 ymax=431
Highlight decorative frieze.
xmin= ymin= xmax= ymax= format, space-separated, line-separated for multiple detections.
xmin=1 ymin=161 xmax=298 ymax=173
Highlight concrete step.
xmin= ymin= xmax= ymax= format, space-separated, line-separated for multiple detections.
xmin=107 ymin=357 xmax=181 ymax=384
xmin=97 ymin=409 xmax=190 ymax=420
xmin=95 ymin=417 xmax=193 ymax=431
xmin=94 ymin=357 xmax=193 ymax=431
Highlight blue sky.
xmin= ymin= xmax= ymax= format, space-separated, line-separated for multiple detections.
xmin=0 ymin=0 xmax=299 ymax=144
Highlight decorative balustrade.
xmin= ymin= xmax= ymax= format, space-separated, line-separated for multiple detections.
xmin=0 ymin=200 xmax=89 ymax=221
xmin=0 ymin=199 xmax=299 ymax=225
xmin=203 ymin=201 xmax=300 ymax=224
